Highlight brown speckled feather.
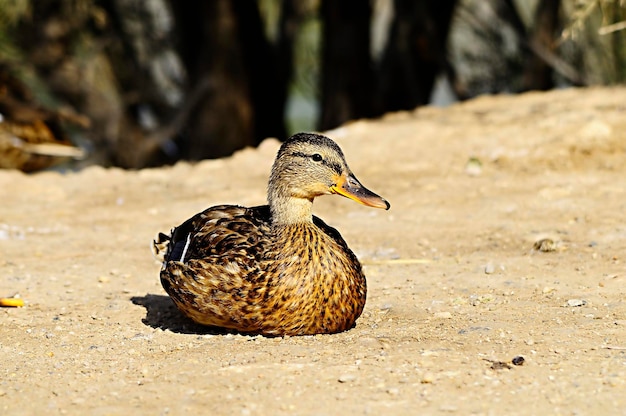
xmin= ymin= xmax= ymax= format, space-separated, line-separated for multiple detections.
xmin=156 ymin=205 xmax=366 ymax=336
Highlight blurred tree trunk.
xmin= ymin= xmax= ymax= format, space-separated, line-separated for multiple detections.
xmin=172 ymin=0 xmax=254 ymax=160
xmin=4 ymin=0 xmax=597 ymax=170
xmin=2 ymin=0 xmax=291 ymax=168
xmin=171 ymin=0 xmax=288 ymax=161
xmin=6 ymin=0 xmax=191 ymax=168
xmin=319 ymin=0 xmax=457 ymax=131
xmin=521 ymin=0 xmax=562 ymax=90
xmin=274 ymin=0 xmax=309 ymax=135
xmin=319 ymin=0 xmax=377 ymax=131
xmin=378 ymin=0 xmax=457 ymax=112
xmin=106 ymin=0 xmax=188 ymax=167
xmin=448 ymin=0 xmax=526 ymax=99
xmin=608 ymin=1 xmax=626 ymax=84
xmin=449 ymin=0 xmax=580 ymax=99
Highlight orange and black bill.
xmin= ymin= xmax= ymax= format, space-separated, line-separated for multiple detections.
xmin=330 ymin=173 xmax=390 ymax=210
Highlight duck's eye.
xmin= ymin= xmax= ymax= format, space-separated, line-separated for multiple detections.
xmin=311 ymin=153 xmax=323 ymax=162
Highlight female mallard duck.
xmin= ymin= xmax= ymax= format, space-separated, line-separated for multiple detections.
xmin=153 ymin=132 xmax=390 ymax=336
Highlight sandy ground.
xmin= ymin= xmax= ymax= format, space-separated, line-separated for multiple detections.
xmin=1 ymin=87 xmax=625 ymax=415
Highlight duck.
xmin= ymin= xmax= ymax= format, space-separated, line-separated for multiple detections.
xmin=153 ymin=132 xmax=390 ymax=336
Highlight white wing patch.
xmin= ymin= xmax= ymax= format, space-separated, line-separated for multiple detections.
xmin=179 ymin=233 xmax=192 ymax=263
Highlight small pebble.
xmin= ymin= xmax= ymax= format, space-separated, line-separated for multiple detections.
xmin=566 ymin=299 xmax=587 ymax=307
xmin=421 ymin=372 xmax=435 ymax=384
xmin=512 ymin=356 xmax=525 ymax=366
xmin=489 ymin=360 xmax=512 ymax=370
xmin=534 ymin=238 xmax=558 ymax=252
xmin=433 ymin=311 xmax=452 ymax=319
xmin=338 ymin=374 xmax=357 ymax=383
xmin=465 ymin=157 xmax=482 ymax=176
xmin=387 ymin=387 xmax=400 ymax=396
xmin=484 ymin=263 xmax=495 ymax=274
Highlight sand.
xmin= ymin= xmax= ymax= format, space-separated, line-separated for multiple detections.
xmin=1 ymin=86 xmax=625 ymax=415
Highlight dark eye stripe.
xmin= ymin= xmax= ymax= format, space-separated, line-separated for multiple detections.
xmin=290 ymin=152 xmax=342 ymax=174
xmin=327 ymin=161 xmax=342 ymax=174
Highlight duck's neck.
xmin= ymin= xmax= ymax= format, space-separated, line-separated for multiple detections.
xmin=269 ymin=195 xmax=314 ymax=226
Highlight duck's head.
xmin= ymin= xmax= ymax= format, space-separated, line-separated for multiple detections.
xmin=268 ymin=132 xmax=390 ymax=224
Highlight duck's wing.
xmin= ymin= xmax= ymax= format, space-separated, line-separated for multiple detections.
xmin=153 ymin=205 xmax=272 ymax=265
xmin=155 ymin=205 xmax=276 ymax=331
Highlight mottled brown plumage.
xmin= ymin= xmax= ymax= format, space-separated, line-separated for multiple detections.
xmin=153 ymin=132 xmax=389 ymax=336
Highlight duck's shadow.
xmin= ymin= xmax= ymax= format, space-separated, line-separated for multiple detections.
xmin=131 ymin=294 xmax=232 ymax=335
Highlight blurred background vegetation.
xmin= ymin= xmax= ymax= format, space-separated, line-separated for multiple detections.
xmin=0 ymin=0 xmax=624 ymax=170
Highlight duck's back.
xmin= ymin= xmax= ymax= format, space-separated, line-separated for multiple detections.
xmin=155 ymin=205 xmax=367 ymax=335
xmin=158 ymin=205 xmax=273 ymax=264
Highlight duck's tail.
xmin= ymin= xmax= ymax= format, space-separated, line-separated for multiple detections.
xmin=151 ymin=231 xmax=173 ymax=265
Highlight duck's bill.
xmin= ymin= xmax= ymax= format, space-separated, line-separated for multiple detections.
xmin=331 ymin=173 xmax=390 ymax=210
